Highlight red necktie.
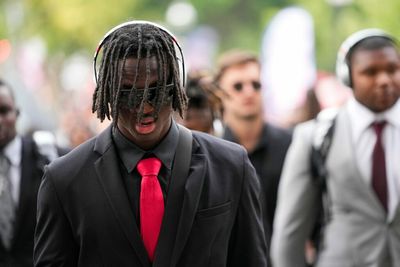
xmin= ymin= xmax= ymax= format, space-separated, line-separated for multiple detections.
xmin=137 ymin=157 xmax=164 ymax=262
xmin=371 ymin=121 xmax=388 ymax=212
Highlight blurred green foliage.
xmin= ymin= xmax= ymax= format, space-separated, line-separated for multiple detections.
xmin=1 ymin=0 xmax=400 ymax=71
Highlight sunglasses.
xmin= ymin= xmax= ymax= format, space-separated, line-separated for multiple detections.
xmin=232 ymin=80 xmax=261 ymax=92
xmin=119 ymin=83 xmax=175 ymax=108
xmin=0 ymin=106 xmax=17 ymax=116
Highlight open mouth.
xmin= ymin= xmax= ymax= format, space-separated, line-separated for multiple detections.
xmin=135 ymin=117 xmax=156 ymax=134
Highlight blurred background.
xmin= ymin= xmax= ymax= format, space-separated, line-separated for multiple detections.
xmin=1 ymin=0 xmax=399 ymax=147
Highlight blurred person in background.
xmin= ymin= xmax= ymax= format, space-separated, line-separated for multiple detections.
xmin=214 ymin=49 xmax=292 ymax=263
xmin=271 ymin=28 xmax=400 ymax=267
xmin=177 ymin=71 xmax=223 ymax=135
xmin=0 ymin=79 xmax=59 ymax=267
xmin=286 ymin=87 xmax=321 ymax=128
xmin=34 ymin=21 xmax=267 ymax=266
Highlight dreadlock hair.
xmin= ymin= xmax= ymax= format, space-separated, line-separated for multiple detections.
xmin=92 ymin=22 xmax=188 ymax=125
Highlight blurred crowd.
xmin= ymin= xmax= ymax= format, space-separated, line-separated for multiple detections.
xmin=1 ymin=17 xmax=399 ymax=267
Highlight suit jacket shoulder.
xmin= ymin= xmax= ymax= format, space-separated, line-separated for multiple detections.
xmin=45 ymin=133 xmax=100 ymax=182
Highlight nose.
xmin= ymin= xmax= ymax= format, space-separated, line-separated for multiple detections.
xmin=133 ymin=101 xmax=155 ymax=114
xmin=242 ymin=82 xmax=256 ymax=96
xmin=376 ymin=71 xmax=391 ymax=87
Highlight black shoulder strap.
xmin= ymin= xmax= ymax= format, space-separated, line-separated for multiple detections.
xmin=309 ymin=109 xmax=337 ymax=254
xmin=172 ymin=124 xmax=193 ymax=179
xmin=310 ymin=109 xmax=338 ymax=192
xmin=154 ymin=124 xmax=193 ymax=265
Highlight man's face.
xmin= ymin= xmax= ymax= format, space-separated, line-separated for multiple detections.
xmin=0 ymin=87 xmax=18 ymax=149
xmin=351 ymin=46 xmax=400 ymax=112
xmin=116 ymin=57 xmax=173 ymax=150
xmin=218 ymin=62 xmax=263 ymax=121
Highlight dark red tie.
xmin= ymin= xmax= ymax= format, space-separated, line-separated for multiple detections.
xmin=371 ymin=121 xmax=388 ymax=212
xmin=137 ymin=157 xmax=164 ymax=262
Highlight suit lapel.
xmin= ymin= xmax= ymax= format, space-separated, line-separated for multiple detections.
xmin=94 ymin=127 xmax=150 ymax=267
xmin=153 ymin=141 xmax=206 ymax=267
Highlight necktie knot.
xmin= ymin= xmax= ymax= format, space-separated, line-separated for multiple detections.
xmin=372 ymin=121 xmax=386 ymax=137
xmin=137 ymin=157 xmax=161 ymax=177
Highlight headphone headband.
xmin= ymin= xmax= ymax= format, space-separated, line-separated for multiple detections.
xmin=93 ymin=20 xmax=186 ymax=87
xmin=336 ymin=28 xmax=396 ymax=87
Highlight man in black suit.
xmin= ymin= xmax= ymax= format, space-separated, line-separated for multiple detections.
xmin=34 ymin=21 xmax=267 ymax=267
xmin=214 ymin=50 xmax=292 ymax=261
xmin=0 ymin=79 xmax=48 ymax=266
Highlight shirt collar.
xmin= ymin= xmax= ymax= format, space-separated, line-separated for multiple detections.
xmin=3 ymin=136 xmax=22 ymax=166
xmin=384 ymin=99 xmax=400 ymax=128
xmin=347 ymin=97 xmax=400 ymax=140
xmin=113 ymin=120 xmax=179 ymax=173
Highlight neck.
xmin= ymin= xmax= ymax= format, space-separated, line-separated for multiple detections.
xmin=225 ymin=114 xmax=264 ymax=152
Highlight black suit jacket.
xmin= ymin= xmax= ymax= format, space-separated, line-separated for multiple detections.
xmin=0 ymin=137 xmax=45 ymax=267
xmin=34 ymin=125 xmax=267 ymax=267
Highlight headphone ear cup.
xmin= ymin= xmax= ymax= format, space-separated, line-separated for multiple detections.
xmin=335 ymin=51 xmax=351 ymax=87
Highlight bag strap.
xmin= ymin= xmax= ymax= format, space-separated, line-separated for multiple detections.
xmin=309 ymin=108 xmax=338 ymax=254
xmin=172 ymin=124 xmax=193 ymax=179
xmin=154 ymin=124 xmax=193 ymax=265
xmin=310 ymin=108 xmax=338 ymax=192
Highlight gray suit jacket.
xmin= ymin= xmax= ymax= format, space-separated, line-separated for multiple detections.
xmin=271 ymin=108 xmax=400 ymax=267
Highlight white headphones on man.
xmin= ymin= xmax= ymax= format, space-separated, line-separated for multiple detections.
xmin=335 ymin=28 xmax=396 ymax=87
xmin=93 ymin=20 xmax=186 ymax=88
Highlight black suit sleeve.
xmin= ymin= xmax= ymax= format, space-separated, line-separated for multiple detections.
xmin=227 ymin=149 xmax=268 ymax=267
xmin=34 ymin=169 xmax=78 ymax=267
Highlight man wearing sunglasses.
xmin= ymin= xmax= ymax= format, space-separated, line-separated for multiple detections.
xmin=215 ymin=50 xmax=292 ymax=263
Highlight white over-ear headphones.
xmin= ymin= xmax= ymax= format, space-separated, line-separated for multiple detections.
xmin=93 ymin=20 xmax=186 ymax=88
xmin=336 ymin=28 xmax=396 ymax=87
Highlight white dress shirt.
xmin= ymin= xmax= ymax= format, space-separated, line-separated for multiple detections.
xmin=3 ymin=136 xmax=22 ymax=204
xmin=346 ymin=97 xmax=400 ymax=220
